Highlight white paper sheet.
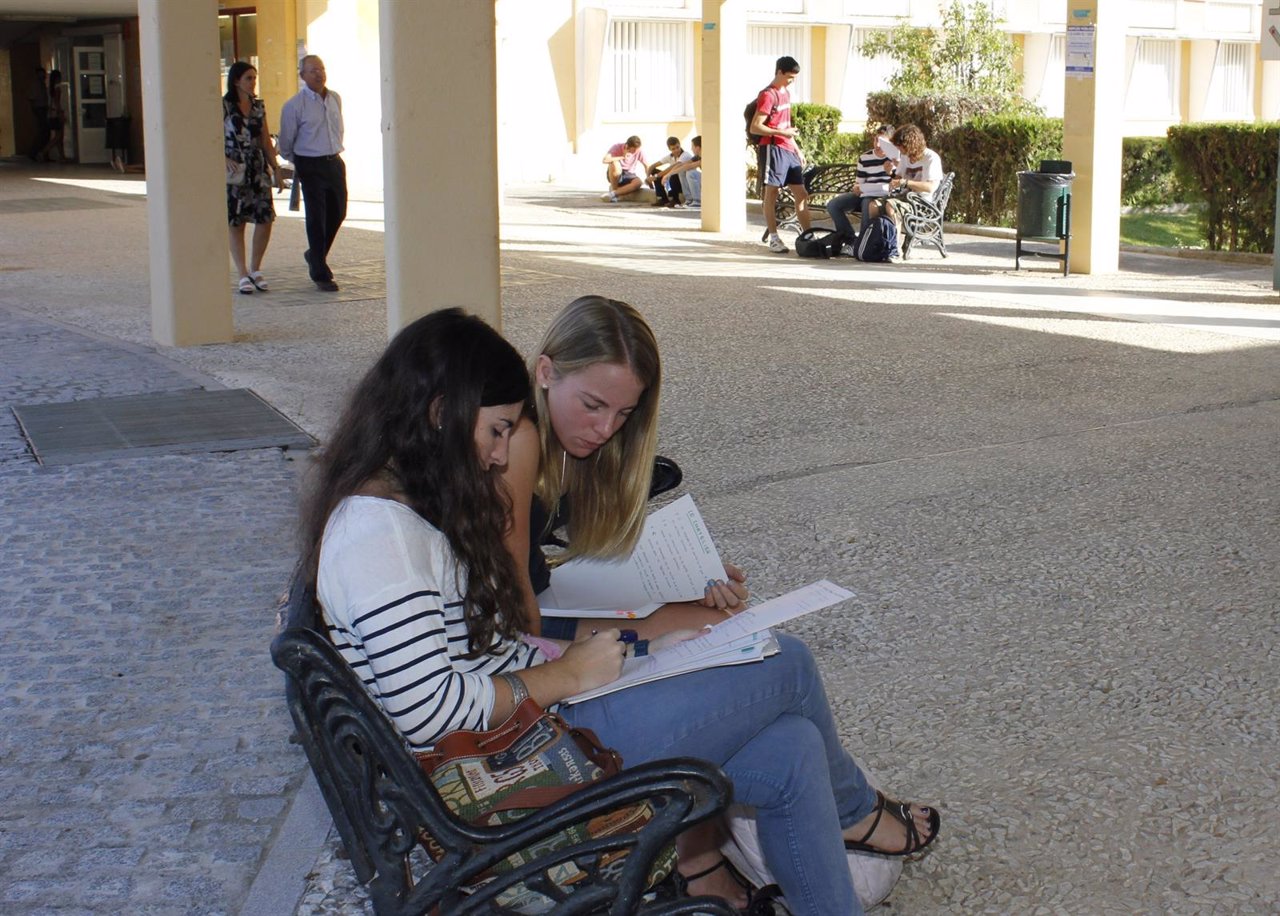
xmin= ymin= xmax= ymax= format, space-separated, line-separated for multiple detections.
xmin=539 ymin=494 xmax=726 ymax=613
xmin=561 ymin=580 xmax=855 ymax=704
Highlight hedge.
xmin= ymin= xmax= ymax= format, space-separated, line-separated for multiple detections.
xmin=1166 ymin=123 xmax=1278 ymax=252
xmin=935 ymin=113 xmax=1063 ymax=225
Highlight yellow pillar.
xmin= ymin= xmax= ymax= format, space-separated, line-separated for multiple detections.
xmin=138 ymin=0 xmax=234 ymax=345
xmin=380 ymin=0 xmax=500 ymax=333
xmin=1061 ymin=0 xmax=1124 ymax=275
xmin=700 ymin=0 xmax=747 ymax=234
xmin=253 ymin=0 xmax=297 ymax=123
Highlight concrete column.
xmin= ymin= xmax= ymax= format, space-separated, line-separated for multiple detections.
xmin=138 ymin=0 xmax=233 ymax=345
xmin=1061 ymin=0 xmax=1124 ymax=275
xmin=253 ymin=0 xmax=297 ymax=123
xmin=380 ymin=0 xmax=500 ymax=333
xmin=700 ymin=0 xmax=747 ymax=234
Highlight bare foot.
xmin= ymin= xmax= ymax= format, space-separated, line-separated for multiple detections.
xmin=843 ymin=791 xmax=939 ymax=855
xmin=680 ymin=857 xmax=750 ymax=909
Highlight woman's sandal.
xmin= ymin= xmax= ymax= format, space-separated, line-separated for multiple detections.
xmin=677 ymin=857 xmax=784 ymax=916
xmin=249 ymin=271 xmax=269 ymax=291
xmin=237 ymin=276 xmax=255 ymax=295
xmin=843 ymin=789 xmax=941 ymax=857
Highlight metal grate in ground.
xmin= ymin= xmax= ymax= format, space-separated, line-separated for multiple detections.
xmin=12 ymin=387 xmax=315 ymax=466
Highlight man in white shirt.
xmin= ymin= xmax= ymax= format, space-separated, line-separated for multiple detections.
xmin=278 ymin=55 xmax=346 ymax=292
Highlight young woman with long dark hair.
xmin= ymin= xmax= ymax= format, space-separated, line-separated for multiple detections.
xmin=300 ymin=308 xmax=939 ymax=915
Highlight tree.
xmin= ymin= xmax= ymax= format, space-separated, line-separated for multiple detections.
xmin=863 ymin=0 xmax=1022 ymax=98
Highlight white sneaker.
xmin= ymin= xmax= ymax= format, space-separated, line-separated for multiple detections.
xmin=768 ymin=234 xmax=788 ymax=254
xmin=601 ymin=191 xmax=618 ymax=203
xmin=840 ymin=242 xmax=857 ymax=258
xmin=887 ymin=252 xmax=902 ymax=263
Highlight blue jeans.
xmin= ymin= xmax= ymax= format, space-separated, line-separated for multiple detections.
xmin=826 ymin=192 xmax=862 ymax=240
xmin=561 ymin=634 xmax=876 ymax=915
xmin=683 ymin=167 xmax=701 ymax=203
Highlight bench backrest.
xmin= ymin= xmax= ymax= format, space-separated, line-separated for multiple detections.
xmin=272 ymin=578 xmax=472 ymax=914
xmin=932 ymin=172 xmax=955 ymax=218
xmin=271 ymin=576 xmax=737 ymax=916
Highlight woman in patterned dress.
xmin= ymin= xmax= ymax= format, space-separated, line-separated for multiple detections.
xmin=224 ymin=61 xmax=283 ymax=294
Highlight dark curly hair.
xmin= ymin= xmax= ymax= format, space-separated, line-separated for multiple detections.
xmin=299 ymin=308 xmax=532 ymax=656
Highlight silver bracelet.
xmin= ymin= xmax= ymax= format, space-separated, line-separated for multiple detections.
xmin=499 ymin=672 xmax=529 ymax=706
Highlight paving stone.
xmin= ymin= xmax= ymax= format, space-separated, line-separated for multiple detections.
xmin=3 ymin=175 xmax=1278 ymax=915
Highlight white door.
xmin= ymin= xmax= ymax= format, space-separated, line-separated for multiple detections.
xmin=73 ymin=46 xmax=108 ymax=163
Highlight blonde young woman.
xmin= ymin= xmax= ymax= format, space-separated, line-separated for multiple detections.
xmin=305 ymin=309 xmax=939 ymax=915
xmin=500 ymin=295 xmax=749 ymax=644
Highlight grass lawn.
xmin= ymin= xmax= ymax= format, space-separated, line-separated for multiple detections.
xmin=1119 ymin=207 xmax=1206 ymax=249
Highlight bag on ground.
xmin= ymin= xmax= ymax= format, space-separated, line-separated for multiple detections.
xmin=795 ymin=228 xmax=844 ymax=259
xmin=856 ymin=216 xmax=899 ymax=262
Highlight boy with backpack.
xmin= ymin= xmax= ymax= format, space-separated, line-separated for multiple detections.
xmin=749 ymin=56 xmax=809 ymax=253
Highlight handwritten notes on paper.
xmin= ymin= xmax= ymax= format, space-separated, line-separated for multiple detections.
xmin=562 ymin=580 xmax=855 ymax=703
xmin=538 ymin=495 xmax=726 ymax=616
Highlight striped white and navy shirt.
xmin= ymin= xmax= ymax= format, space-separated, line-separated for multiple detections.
xmin=317 ymin=496 xmax=543 ymax=749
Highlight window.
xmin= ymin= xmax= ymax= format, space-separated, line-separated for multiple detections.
xmin=1125 ymin=38 xmax=1178 ymax=119
xmin=1036 ymin=33 xmax=1065 ymax=118
xmin=1204 ymin=2 xmax=1255 ymax=34
xmin=605 ymin=19 xmax=692 ymax=118
xmin=1204 ymin=41 xmax=1254 ymax=119
xmin=218 ymin=9 xmax=258 ymax=84
xmin=841 ymin=29 xmax=896 ymax=121
xmin=1126 ymin=0 xmax=1177 ymax=30
xmin=748 ymin=25 xmax=808 ymax=102
xmin=748 ymin=0 xmax=805 ymax=12
xmin=1038 ymin=0 xmax=1066 ymax=23
xmin=845 ymin=0 xmax=910 ymax=16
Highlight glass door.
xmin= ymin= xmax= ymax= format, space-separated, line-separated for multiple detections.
xmin=74 ymin=46 xmax=109 ymax=163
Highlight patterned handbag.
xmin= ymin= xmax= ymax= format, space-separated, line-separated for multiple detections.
xmin=416 ymin=697 xmax=676 ymax=912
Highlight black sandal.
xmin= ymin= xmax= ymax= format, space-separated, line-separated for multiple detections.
xmin=677 ymin=857 xmax=784 ymax=915
xmin=843 ymin=789 xmax=940 ymax=857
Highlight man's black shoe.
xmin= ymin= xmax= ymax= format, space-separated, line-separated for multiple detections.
xmin=314 ymin=279 xmax=340 ymax=292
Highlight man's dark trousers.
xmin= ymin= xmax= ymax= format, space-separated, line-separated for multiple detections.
xmin=293 ymin=154 xmax=347 ymax=281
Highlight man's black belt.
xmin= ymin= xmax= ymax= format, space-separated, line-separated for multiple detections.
xmin=292 ymin=153 xmax=341 ymax=161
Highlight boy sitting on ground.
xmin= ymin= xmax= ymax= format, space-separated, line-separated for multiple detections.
xmin=601 ymin=136 xmax=648 ymax=203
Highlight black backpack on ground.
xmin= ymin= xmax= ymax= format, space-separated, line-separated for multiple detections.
xmin=795 ymin=228 xmax=845 ymax=259
xmin=856 ymin=216 xmax=900 ymax=262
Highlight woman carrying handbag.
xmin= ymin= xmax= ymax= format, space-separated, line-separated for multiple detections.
xmin=223 ymin=61 xmax=283 ymax=295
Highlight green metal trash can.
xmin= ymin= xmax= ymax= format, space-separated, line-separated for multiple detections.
xmin=1017 ymin=171 xmax=1073 ymax=238
xmin=1015 ymin=163 xmax=1074 ymax=275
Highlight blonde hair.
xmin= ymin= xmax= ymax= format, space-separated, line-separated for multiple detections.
xmin=532 ymin=296 xmax=660 ymax=561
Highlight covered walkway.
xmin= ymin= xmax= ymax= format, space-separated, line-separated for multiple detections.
xmin=1 ymin=163 xmax=1278 ymax=913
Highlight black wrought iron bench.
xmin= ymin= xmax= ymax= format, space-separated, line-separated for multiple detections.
xmin=895 ymin=171 xmax=955 ymax=259
xmin=769 ymin=163 xmax=859 ymax=239
xmin=271 ymin=578 xmax=735 ymax=915
xmin=769 ymin=166 xmax=955 ymax=261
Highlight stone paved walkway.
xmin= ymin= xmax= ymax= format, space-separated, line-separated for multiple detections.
xmin=1 ymin=164 xmax=1277 ymax=914
xmin=0 ymin=308 xmax=307 ymax=915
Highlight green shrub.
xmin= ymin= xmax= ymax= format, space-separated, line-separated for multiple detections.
xmin=791 ymin=102 xmax=844 ymax=163
xmin=935 ymin=113 xmax=1062 ymax=225
xmin=1121 ymin=137 xmax=1187 ymax=209
xmin=825 ymin=132 xmax=865 ymax=165
xmin=1166 ymin=123 xmax=1278 ymax=252
xmin=865 ymin=91 xmax=1026 ymax=145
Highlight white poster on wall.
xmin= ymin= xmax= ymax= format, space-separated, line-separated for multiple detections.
xmin=1263 ymin=4 xmax=1280 ymax=62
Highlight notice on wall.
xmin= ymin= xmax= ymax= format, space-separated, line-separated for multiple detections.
xmin=1262 ymin=4 xmax=1280 ymax=62
xmin=1065 ymin=25 xmax=1095 ymax=79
